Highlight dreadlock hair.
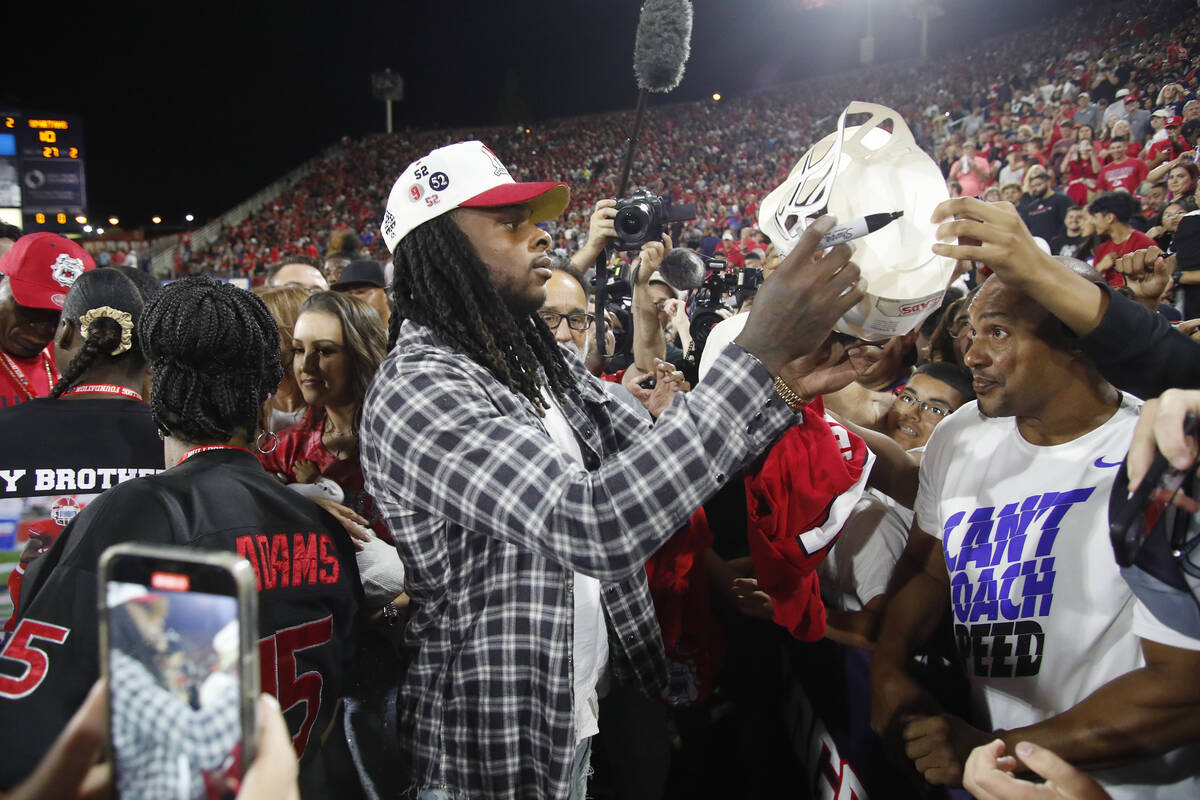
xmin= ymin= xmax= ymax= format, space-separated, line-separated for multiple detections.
xmin=297 ymin=291 xmax=387 ymax=434
xmin=138 ymin=276 xmax=283 ymax=443
xmin=390 ymin=213 xmax=574 ymax=413
xmin=49 ymin=266 xmax=160 ymax=399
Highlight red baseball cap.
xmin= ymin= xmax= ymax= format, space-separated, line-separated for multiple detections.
xmin=1166 ymin=115 xmax=1183 ymax=127
xmin=0 ymin=233 xmax=96 ymax=310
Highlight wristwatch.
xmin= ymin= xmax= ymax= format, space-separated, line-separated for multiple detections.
xmin=773 ymin=375 xmax=811 ymax=412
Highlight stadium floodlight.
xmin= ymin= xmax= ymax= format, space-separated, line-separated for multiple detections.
xmin=152 ymin=216 xmax=162 ymax=224
xmin=185 ymin=214 xmax=194 ymax=222
xmin=96 ymin=227 xmax=105 ymax=234
xmin=370 ymin=68 xmax=405 ymax=134
xmin=83 ymin=225 xmax=92 ymax=233
xmin=712 ymin=93 xmax=721 ymax=102
xmin=75 ymin=215 xmax=87 ymax=224
xmin=107 ymin=216 xmax=119 ymax=226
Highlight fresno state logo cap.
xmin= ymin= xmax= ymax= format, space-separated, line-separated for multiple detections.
xmin=380 ymin=140 xmax=569 ymax=253
xmin=0 ymin=232 xmax=96 ymax=309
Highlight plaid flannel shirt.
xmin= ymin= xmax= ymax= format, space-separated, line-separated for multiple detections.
xmin=109 ymin=648 xmax=241 ymax=800
xmin=360 ymin=321 xmax=796 ymax=799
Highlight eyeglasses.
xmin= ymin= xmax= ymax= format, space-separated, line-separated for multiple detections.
xmin=537 ymin=311 xmax=594 ymax=331
xmin=895 ymin=393 xmax=951 ymax=420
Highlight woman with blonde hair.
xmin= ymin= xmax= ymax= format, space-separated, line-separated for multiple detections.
xmin=253 ymin=284 xmax=310 ymax=431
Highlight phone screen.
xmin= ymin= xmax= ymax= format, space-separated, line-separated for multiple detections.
xmin=105 ymin=576 xmax=245 ymax=799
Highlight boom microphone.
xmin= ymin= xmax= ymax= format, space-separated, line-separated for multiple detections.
xmin=596 ymin=0 xmax=694 ymax=359
xmin=633 ymin=0 xmax=694 ymax=93
xmin=654 ymin=247 xmax=706 ymax=291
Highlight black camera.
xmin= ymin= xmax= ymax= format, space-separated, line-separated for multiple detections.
xmin=612 ymin=190 xmax=667 ymax=252
xmin=687 ymin=260 xmax=766 ymax=362
xmin=722 ymin=267 xmax=763 ymax=295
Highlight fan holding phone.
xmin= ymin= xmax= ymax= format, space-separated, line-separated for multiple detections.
xmin=0 ymin=277 xmax=363 ymax=797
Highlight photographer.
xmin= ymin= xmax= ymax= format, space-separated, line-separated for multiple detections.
xmin=565 ymin=198 xmax=683 ymax=395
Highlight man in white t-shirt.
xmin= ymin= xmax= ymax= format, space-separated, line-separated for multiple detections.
xmin=869 ymin=274 xmax=1200 ymax=798
xmin=820 ymin=362 xmax=975 ymax=642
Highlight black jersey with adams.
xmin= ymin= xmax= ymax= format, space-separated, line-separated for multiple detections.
xmin=0 ymin=448 xmax=362 ymax=790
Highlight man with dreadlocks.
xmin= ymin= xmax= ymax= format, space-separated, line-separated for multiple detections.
xmin=361 ymin=141 xmax=867 ymax=799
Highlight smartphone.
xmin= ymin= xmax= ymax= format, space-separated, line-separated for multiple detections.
xmin=99 ymin=543 xmax=259 ymax=800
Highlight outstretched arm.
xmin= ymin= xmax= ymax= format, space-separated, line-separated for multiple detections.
xmin=997 ymin=638 xmax=1200 ymax=769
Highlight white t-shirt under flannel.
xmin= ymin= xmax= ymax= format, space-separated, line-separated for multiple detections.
xmin=541 ymin=389 xmax=608 ymax=743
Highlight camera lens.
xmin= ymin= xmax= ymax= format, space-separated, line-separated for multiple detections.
xmin=615 ymin=204 xmax=650 ymax=238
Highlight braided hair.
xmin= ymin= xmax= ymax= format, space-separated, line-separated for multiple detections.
xmin=391 ymin=213 xmax=573 ymax=412
xmin=138 ymin=276 xmax=283 ymax=443
xmin=49 ymin=266 xmax=160 ymax=399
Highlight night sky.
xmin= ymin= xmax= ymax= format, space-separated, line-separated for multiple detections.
xmin=5 ymin=0 xmax=1094 ymax=228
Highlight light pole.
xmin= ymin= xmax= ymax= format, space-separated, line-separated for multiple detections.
xmin=371 ymin=69 xmax=405 ymax=135
xmin=904 ymin=0 xmax=944 ymax=62
xmin=860 ymin=0 xmax=875 ymax=64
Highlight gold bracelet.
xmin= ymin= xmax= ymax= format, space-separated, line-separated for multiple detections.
xmin=773 ymin=375 xmax=810 ymax=412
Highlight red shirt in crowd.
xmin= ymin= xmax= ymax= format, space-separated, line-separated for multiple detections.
xmin=1099 ymin=139 xmax=1142 ymax=160
xmin=257 ymin=406 xmax=388 ymax=539
xmin=1094 ymin=229 xmax=1157 ymax=288
xmin=0 ymin=349 xmax=57 ymax=409
xmin=1097 ymin=157 xmax=1149 ymax=194
xmin=1145 ymin=136 xmax=1188 ymax=165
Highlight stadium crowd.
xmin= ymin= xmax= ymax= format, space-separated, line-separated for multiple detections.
xmin=179 ymin=0 xmax=1192 ymax=282
xmin=2 ymin=1 xmax=1200 ymax=799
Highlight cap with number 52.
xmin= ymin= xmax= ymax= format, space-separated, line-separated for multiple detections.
xmin=380 ymin=140 xmax=569 ymax=253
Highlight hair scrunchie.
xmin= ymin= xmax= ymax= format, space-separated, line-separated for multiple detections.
xmin=78 ymin=305 xmax=135 ymax=356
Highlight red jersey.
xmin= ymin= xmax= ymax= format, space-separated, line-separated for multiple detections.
xmin=1145 ymin=136 xmax=1187 ymax=165
xmin=1094 ymin=229 xmax=1157 ymax=287
xmin=1097 ymin=157 xmax=1149 ymax=194
xmin=743 ymin=399 xmax=871 ymax=641
xmin=257 ymin=406 xmax=387 ymax=539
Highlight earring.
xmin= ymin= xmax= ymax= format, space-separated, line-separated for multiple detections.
xmin=256 ymin=430 xmax=278 ymax=455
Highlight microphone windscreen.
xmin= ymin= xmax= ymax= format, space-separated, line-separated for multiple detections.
xmin=633 ymin=0 xmax=693 ymax=93
xmin=658 ymin=247 xmax=706 ymax=291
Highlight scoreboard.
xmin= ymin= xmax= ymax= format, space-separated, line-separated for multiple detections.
xmin=0 ymin=110 xmax=87 ymax=233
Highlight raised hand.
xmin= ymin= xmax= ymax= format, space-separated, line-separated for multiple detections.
xmin=735 ymin=215 xmax=863 ymax=375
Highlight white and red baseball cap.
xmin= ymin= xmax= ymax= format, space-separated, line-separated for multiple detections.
xmin=380 ymin=140 xmax=569 ymax=253
xmin=0 ymin=232 xmax=96 ymax=309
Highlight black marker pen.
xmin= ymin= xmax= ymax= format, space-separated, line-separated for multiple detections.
xmin=816 ymin=211 xmax=904 ymax=249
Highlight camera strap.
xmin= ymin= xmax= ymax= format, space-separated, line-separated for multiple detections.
xmin=593 ymin=249 xmax=613 ymax=358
